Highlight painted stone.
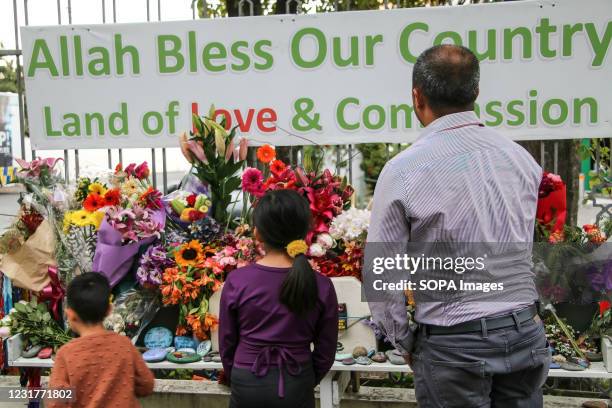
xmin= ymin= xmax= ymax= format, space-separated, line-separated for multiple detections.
xmin=37 ymin=347 xmax=53 ymax=359
xmin=371 ymin=352 xmax=387 ymax=363
xmin=367 ymin=349 xmax=376 ymax=358
xmin=549 ymin=362 xmax=561 ymax=369
xmin=352 ymin=346 xmax=367 ymax=358
xmin=585 ymin=351 xmax=603 ymax=362
xmin=203 ymin=356 xmax=213 ymax=362
xmin=166 ymin=351 xmax=202 ymax=364
xmin=559 ymin=362 xmax=586 ymax=371
xmin=341 ymin=357 xmax=355 ymax=365
xmin=144 ymin=327 xmax=173 ymax=349
xmin=336 ymin=342 xmax=344 ymax=352
xmin=21 ymin=345 xmax=42 ymax=358
xmin=174 ymin=336 xmax=197 ymax=350
xmin=356 ymin=356 xmax=372 ymax=365
xmin=335 ymin=353 xmax=352 ymax=361
xmin=177 ymin=348 xmax=196 ymax=354
xmin=385 ymin=350 xmax=407 ymax=365
xmin=212 ymin=356 xmax=222 ymax=363
xmin=143 ymin=348 xmax=167 ymax=363
xmin=197 ymin=340 xmax=212 ymax=357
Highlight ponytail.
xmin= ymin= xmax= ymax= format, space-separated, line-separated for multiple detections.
xmin=280 ymin=254 xmax=318 ymax=316
xmin=253 ymin=189 xmax=318 ymax=316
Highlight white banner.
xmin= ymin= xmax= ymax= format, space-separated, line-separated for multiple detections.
xmin=21 ymin=0 xmax=612 ymax=149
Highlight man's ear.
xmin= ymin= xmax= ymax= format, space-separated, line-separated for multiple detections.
xmin=412 ymin=87 xmax=425 ymax=110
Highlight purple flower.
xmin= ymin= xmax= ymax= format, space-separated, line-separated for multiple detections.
xmin=136 ymin=244 xmax=174 ymax=286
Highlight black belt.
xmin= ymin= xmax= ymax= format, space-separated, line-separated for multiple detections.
xmin=421 ymin=304 xmax=537 ymax=336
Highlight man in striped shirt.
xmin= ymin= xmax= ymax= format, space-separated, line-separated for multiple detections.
xmin=365 ymin=45 xmax=549 ymax=407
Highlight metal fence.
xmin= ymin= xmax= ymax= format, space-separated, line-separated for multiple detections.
xmin=3 ymin=0 xmax=609 ymax=198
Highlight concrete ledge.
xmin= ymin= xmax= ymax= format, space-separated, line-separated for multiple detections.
xmin=0 ymin=375 xmax=607 ymax=408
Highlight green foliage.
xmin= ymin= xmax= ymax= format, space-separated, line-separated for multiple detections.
xmin=578 ymin=138 xmax=611 ymax=196
xmin=3 ymin=301 xmax=72 ymax=348
xmin=356 ymin=143 xmax=408 ymax=194
xmin=0 ymin=44 xmax=19 ymax=93
xmin=190 ymin=108 xmax=245 ymax=229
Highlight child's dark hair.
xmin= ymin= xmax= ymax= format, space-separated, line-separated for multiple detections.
xmin=253 ymin=189 xmax=318 ymax=316
xmin=67 ymin=272 xmax=111 ymax=324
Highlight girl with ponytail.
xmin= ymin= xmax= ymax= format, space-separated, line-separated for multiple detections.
xmin=219 ymin=189 xmax=339 ymax=408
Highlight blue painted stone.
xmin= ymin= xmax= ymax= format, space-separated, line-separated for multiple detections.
xmin=549 ymin=362 xmax=561 ymax=369
xmin=197 ymin=340 xmax=212 ymax=357
xmin=177 ymin=348 xmax=196 ymax=354
xmin=143 ymin=348 xmax=167 ymax=363
xmin=174 ymin=336 xmax=197 ymax=350
xmin=367 ymin=349 xmax=376 ymax=358
xmin=335 ymin=353 xmax=352 ymax=361
xmin=144 ymin=327 xmax=173 ymax=349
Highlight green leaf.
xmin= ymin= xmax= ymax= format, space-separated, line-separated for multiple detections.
xmin=14 ymin=303 xmax=27 ymax=313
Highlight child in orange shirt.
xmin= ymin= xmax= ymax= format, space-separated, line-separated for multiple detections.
xmin=47 ymin=272 xmax=154 ymax=407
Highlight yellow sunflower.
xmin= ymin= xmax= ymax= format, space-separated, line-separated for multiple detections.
xmin=88 ymin=182 xmax=107 ymax=196
xmin=175 ymin=240 xmax=204 ymax=267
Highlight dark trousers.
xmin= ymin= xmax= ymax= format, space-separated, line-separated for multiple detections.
xmin=412 ymin=315 xmax=550 ymax=408
xmin=229 ymin=362 xmax=315 ymax=408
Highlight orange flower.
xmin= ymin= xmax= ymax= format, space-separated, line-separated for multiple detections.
xmin=83 ymin=193 xmax=104 ymax=212
xmin=256 ymin=144 xmax=276 ymax=164
xmin=203 ymin=313 xmax=219 ymax=331
xmin=175 ymin=325 xmax=188 ymax=336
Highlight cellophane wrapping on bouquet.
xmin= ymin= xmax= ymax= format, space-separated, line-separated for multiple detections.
xmin=104 ymin=288 xmax=161 ymax=343
xmin=93 ymin=209 xmax=165 ymax=287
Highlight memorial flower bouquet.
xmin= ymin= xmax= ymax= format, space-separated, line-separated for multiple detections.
xmin=92 ymin=161 xmax=165 ymax=287
xmin=160 ymin=242 xmax=223 ymax=339
xmin=242 ymin=144 xmax=353 ymax=244
xmin=1 ymin=300 xmax=71 ymax=349
xmin=536 ymin=171 xmax=567 ymax=237
xmin=0 ymin=158 xmax=65 ymax=292
xmin=179 ymin=106 xmax=248 ymax=228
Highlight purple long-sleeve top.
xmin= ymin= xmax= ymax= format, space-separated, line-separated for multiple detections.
xmin=219 ymin=263 xmax=338 ymax=394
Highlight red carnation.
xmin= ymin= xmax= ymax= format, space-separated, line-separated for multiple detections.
xmin=187 ymin=194 xmax=197 ymax=208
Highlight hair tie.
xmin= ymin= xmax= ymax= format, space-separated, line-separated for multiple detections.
xmin=286 ymin=240 xmax=308 ymax=258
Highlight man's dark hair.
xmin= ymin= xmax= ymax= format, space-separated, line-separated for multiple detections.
xmin=412 ymin=44 xmax=480 ymax=114
xmin=67 ymin=272 xmax=111 ymax=324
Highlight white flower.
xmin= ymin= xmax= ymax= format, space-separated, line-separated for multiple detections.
xmin=316 ymin=233 xmax=335 ymax=250
xmin=329 ymin=208 xmax=371 ymax=243
xmin=309 ymin=243 xmax=326 ymax=257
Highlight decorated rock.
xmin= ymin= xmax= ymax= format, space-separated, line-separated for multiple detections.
xmin=203 ymin=355 xmax=213 ymax=362
xmin=341 ymin=357 xmax=355 ymax=365
xmin=197 ymin=340 xmax=212 ymax=357
xmin=144 ymin=327 xmax=173 ymax=349
xmin=335 ymin=353 xmax=352 ymax=361
xmin=367 ymin=349 xmax=376 ymax=358
xmin=549 ymin=362 xmax=561 ymax=369
xmin=177 ymin=348 xmax=196 ymax=354
xmin=385 ymin=350 xmax=407 ymax=365
xmin=352 ymin=346 xmax=367 ymax=358
xmin=559 ymin=361 xmax=586 ymax=371
xmin=166 ymin=351 xmax=202 ymax=364
xmin=22 ymin=345 xmax=42 ymax=358
xmin=174 ymin=336 xmax=198 ymax=350
xmin=37 ymin=347 xmax=53 ymax=359
xmin=212 ymin=355 xmax=222 ymax=363
xmin=371 ymin=352 xmax=387 ymax=363
xmin=356 ymin=356 xmax=372 ymax=365
xmin=143 ymin=348 xmax=167 ymax=363
xmin=585 ymin=351 xmax=603 ymax=362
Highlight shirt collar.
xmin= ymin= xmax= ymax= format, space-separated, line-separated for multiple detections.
xmin=415 ymin=110 xmax=481 ymax=143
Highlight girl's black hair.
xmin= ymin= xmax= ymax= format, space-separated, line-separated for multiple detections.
xmin=253 ymin=189 xmax=318 ymax=316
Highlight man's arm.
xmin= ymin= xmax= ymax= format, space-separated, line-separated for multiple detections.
xmin=365 ymin=162 xmax=416 ymax=354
